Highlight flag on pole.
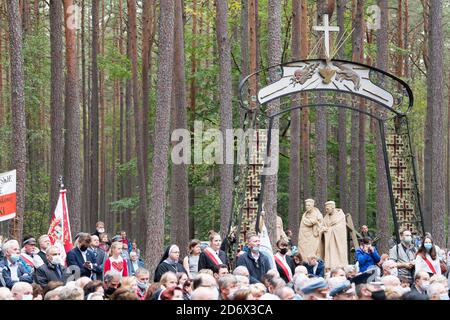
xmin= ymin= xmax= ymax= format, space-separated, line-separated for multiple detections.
xmin=258 ymin=211 xmax=276 ymax=271
xmin=0 ymin=170 xmax=16 ymax=222
xmin=48 ymin=187 xmax=73 ymax=262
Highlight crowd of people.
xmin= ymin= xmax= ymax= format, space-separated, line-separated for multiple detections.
xmin=0 ymin=221 xmax=449 ymax=301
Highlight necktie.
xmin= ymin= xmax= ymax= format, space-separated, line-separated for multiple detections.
xmin=56 ymin=265 xmax=62 ymax=279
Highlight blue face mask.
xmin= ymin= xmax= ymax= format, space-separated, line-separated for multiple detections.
xmin=424 ymin=243 xmax=433 ymax=251
xmin=440 ymin=293 xmax=450 ymax=301
xmin=10 ymin=254 xmax=20 ymax=263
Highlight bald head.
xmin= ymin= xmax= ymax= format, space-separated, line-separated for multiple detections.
xmin=191 ymin=286 xmax=219 ymax=300
xmin=11 ymin=282 xmax=33 ymax=300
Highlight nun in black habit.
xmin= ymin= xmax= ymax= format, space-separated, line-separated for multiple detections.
xmin=154 ymin=244 xmax=187 ymax=282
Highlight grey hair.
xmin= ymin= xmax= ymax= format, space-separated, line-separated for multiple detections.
xmin=427 ymin=282 xmax=445 ymax=299
xmin=45 ymin=245 xmax=60 ymax=255
xmin=218 ymin=274 xmax=237 ymax=290
xmin=232 ymin=266 xmax=249 ymax=277
xmin=2 ymin=239 xmax=19 ymax=253
xmin=104 ymin=270 xmax=122 ymax=282
xmin=135 ymin=268 xmax=150 ymax=278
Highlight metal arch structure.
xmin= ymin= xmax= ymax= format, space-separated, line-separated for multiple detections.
xmin=226 ymin=59 xmax=424 ymax=263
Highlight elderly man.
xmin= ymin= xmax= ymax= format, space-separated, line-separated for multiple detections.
xmin=35 ymin=245 xmax=68 ymax=286
xmin=382 ymin=259 xmax=398 ymax=277
xmin=20 ymin=236 xmax=38 ymax=273
xmin=329 ymin=280 xmax=356 ymax=300
xmin=410 ymin=270 xmax=429 ymax=297
xmin=0 ymin=240 xmax=33 ymax=288
xmin=127 ymin=251 xmax=145 ymax=276
xmin=135 ymin=268 xmax=150 ymax=300
xmin=35 ymin=235 xmax=51 ymax=268
xmin=427 ymin=282 xmax=449 ymax=300
xmin=11 ymin=282 xmax=33 ymax=300
xmin=191 ymin=286 xmax=219 ymax=300
xmin=275 ymin=286 xmax=295 ymax=300
xmin=218 ymin=274 xmax=238 ymax=300
xmin=319 ymin=201 xmax=348 ymax=270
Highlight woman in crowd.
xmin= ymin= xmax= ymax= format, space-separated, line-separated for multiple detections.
xmin=415 ymin=235 xmax=441 ymax=276
xmin=182 ymin=239 xmax=201 ymax=279
xmin=198 ymin=231 xmax=228 ymax=272
xmin=154 ymin=245 xmax=187 ymax=282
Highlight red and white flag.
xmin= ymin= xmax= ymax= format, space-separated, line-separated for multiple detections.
xmin=48 ymin=188 xmax=73 ymax=261
xmin=0 ymin=170 xmax=16 ymax=222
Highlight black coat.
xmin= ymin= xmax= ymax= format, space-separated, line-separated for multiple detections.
xmin=275 ymin=255 xmax=296 ymax=283
xmin=236 ymin=251 xmax=271 ymax=284
xmin=37 ymin=251 xmax=49 ymax=266
xmin=35 ymin=262 xmax=68 ymax=286
xmin=154 ymin=261 xmax=187 ymax=282
xmin=66 ymin=247 xmax=101 ymax=278
xmin=198 ymin=250 xmax=228 ymax=272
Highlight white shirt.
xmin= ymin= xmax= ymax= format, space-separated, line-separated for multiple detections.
xmin=80 ymin=248 xmax=87 ymax=262
xmin=7 ymin=260 xmax=19 ymax=282
xmin=132 ymin=261 xmax=139 ymax=272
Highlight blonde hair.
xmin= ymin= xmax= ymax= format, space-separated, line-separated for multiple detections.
xmin=208 ymin=230 xmax=220 ymax=243
xmin=121 ymin=276 xmax=137 ymax=289
xmin=110 ymin=241 xmax=123 ymax=256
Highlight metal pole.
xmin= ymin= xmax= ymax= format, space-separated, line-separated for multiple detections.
xmin=379 ymin=119 xmax=401 ymax=245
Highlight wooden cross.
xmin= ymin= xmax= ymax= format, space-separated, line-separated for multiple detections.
xmin=313 ymin=14 xmax=340 ymax=60
xmin=387 ymin=135 xmax=404 ymax=156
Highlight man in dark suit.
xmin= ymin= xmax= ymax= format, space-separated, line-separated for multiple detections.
xmin=0 ymin=240 xmax=33 ymax=289
xmin=66 ymin=233 xmax=101 ymax=278
xmin=236 ymin=234 xmax=271 ymax=284
xmin=35 ymin=245 xmax=68 ymax=286
xmin=90 ymin=235 xmax=107 ymax=280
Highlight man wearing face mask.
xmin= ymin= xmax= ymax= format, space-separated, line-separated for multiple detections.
xmin=66 ymin=233 xmax=100 ymax=278
xmin=135 ymin=268 xmax=150 ymax=300
xmin=410 ymin=270 xmax=430 ymax=298
xmin=0 ymin=240 xmax=33 ymax=289
xmin=274 ymin=239 xmax=295 ymax=283
xmin=11 ymin=282 xmax=33 ymax=300
xmin=35 ymin=245 xmax=68 ymax=286
xmin=236 ymin=234 xmax=271 ymax=284
xmin=389 ymin=229 xmax=416 ymax=284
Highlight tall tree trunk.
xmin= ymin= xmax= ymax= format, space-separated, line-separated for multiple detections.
xmin=214 ymin=0 xmax=234 ymax=240
xmin=396 ymin=0 xmax=404 ymax=78
xmin=404 ymin=0 xmax=410 ymax=78
xmin=447 ymin=69 xmax=450 ymax=248
xmin=240 ymin=0 xmax=249 ymax=126
xmin=145 ymin=0 xmax=175 ymax=275
xmin=300 ymin=0 xmax=310 ymax=200
xmin=90 ymin=0 xmax=99 ymax=227
xmin=288 ymin=0 xmax=301 ymax=245
xmin=127 ymin=0 xmax=149 ymax=253
xmin=7 ymin=0 xmax=26 ymax=241
xmin=49 ymin=0 xmax=64 ymax=216
xmin=336 ymin=0 xmax=348 ymax=213
xmin=63 ymin=0 xmax=82 ymax=236
xmin=170 ymin=0 xmax=190 ymax=256
xmin=428 ymin=0 xmax=445 ymax=246
xmin=99 ymin=0 xmax=106 ymax=227
xmin=374 ymin=0 xmax=390 ymax=254
xmin=264 ymin=0 xmax=281 ymax=245
xmin=422 ymin=0 xmax=432 ymax=232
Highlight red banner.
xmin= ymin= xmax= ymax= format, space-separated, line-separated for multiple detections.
xmin=0 ymin=170 xmax=16 ymax=222
xmin=48 ymin=189 xmax=73 ymax=261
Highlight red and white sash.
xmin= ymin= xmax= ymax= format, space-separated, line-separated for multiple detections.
xmin=422 ymin=254 xmax=437 ymax=274
xmin=274 ymin=254 xmax=292 ymax=282
xmin=20 ymin=253 xmax=35 ymax=267
xmin=203 ymin=247 xmax=223 ymax=266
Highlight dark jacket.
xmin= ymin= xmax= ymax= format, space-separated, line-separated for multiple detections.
xmin=66 ymin=247 xmax=100 ymax=278
xmin=90 ymin=247 xmax=107 ymax=281
xmin=305 ymin=260 xmax=325 ymax=278
xmin=236 ymin=251 xmax=271 ymax=284
xmin=198 ymin=250 xmax=228 ymax=272
xmin=35 ymin=262 xmax=68 ymax=286
xmin=275 ymin=255 xmax=296 ymax=283
xmin=0 ymin=258 xmax=33 ymax=289
xmin=37 ymin=251 xmax=49 ymax=266
xmin=128 ymin=259 xmax=145 ymax=276
xmin=154 ymin=261 xmax=187 ymax=282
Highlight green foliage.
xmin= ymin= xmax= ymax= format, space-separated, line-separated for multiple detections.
xmin=110 ymin=196 xmax=140 ymax=212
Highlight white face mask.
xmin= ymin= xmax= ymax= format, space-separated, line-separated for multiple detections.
xmin=440 ymin=293 xmax=450 ymax=300
xmin=97 ymin=228 xmax=105 ymax=234
xmin=22 ymin=294 xmax=33 ymax=301
xmin=51 ymin=255 xmax=62 ymax=265
xmin=421 ymin=281 xmax=430 ymax=291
